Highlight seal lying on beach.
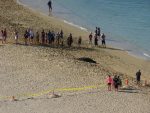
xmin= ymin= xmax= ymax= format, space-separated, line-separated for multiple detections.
xmin=78 ymin=57 xmax=97 ymax=64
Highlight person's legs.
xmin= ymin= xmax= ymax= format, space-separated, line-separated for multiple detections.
xmin=108 ymin=83 xmax=111 ymax=91
xmin=104 ymin=41 xmax=106 ymax=48
xmin=25 ymin=38 xmax=27 ymax=45
xmin=115 ymin=85 xmax=118 ymax=91
xmin=137 ymin=79 xmax=140 ymax=86
xmin=2 ymin=36 xmax=4 ymax=44
xmin=4 ymin=36 xmax=6 ymax=43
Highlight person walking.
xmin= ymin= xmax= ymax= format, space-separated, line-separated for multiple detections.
xmin=48 ymin=0 xmax=52 ymax=14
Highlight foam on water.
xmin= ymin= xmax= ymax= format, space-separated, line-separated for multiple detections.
xmin=143 ymin=53 xmax=150 ymax=58
xmin=63 ymin=20 xmax=88 ymax=32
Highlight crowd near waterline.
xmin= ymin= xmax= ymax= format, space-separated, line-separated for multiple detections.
xmin=0 ymin=27 xmax=106 ymax=48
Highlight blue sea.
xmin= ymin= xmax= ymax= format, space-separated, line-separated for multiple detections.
xmin=19 ymin=0 xmax=150 ymax=60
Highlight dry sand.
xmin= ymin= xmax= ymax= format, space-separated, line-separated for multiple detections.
xmin=0 ymin=0 xmax=150 ymax=113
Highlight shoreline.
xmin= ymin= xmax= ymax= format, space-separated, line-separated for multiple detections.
xmin=17 ymin=0 xmax=150 ymax=61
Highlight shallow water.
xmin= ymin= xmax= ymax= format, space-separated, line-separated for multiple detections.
xmin=19 ymin=0 xmax=150 ymax=60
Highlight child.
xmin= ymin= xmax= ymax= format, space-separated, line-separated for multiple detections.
xmin=106 ymin=75 xmax=113 ymax=91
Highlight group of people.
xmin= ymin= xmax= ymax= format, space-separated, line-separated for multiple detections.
xmin=0 ymin=28 xmax=7 ymax=44
xmin=107 ymin=70 xmax=142 ymax=91
xmin=23 ymin=29 xmax=64 ymax=46
xmin=0 ymin=28 xmax=82 ymax=47
xmin=89 ymin=27 xmax=106 ymax=47
xmin=0 ymin=27 xmax=107 ymax=48
xmin=106 ymin=75 xmax=122 ymax=91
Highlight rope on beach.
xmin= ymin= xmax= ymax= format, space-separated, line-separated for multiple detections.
xmin=0 ymin=84 xmax=106 ymax=101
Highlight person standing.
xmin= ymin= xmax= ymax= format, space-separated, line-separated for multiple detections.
xmin=45 ymin=32 xmax=48 ymax=44
xmin=41 ymin=30 xmax=45 ymax=44
xmin=94 ymin=34 xmax=98 ymax=46
xmin=29 ymin=29 xmax=34 ymax=45
xmin=48 ymin=30 xmax=52 ymax=44
xmin=67 ymin=33 xmax=73 ymax=47
xmin=3 ymin=28 xmax=7 ymax=43
xmin=48 ymin=0 xmax=52 ymax=14
xmin=14 ymin=29 xmax=19 ymax=44
xmin=35 ymin=31 xmax=40 ymax=44
xmin=95 ymin=27 xmax=98 ymax=36
xmin=117 ymin=76 xmax=122 ymax=87
xmin=101 ymin=33 xmax=106 ymax=48
xmin=106 ymin=75 xmax=113 ymax=91
xmin=1 ymin=30 xmax=4 ymax=44
xmin=24 ymin=30 xmax=29 ymax=45
xmin=113 ymin=75 xmax=119 ymax=91
xmin=78 ymin=36 xmax=82 ymax=47
xmin=89 ymin=32 xmax=93 ymax=44
xmin=60 ymin=29 xmax=64 ymax=46
xmin=97 ymin=27 xmax=101 ymax=37
xmin=136 ymin=70 xmax=141 ymax=85
xmin=56 ymin=32 xmax=60 ymax=45
xmin=51 ymin=31 xmax=55 ymax=45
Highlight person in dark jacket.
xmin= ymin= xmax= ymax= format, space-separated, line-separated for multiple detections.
xmin=67 ymin=33 xmax=73 ymax=47
xmin=113 ymin=75 xmax=119 ymax=91
xmin=136 ymin=70 xmax=141 ymax=85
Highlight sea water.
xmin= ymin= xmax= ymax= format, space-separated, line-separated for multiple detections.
xmin=19 ymin=0 xmax=150 ymax=60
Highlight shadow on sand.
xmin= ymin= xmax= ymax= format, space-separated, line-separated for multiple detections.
xmin=16 ymin=43 xmax=95 ymax=52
